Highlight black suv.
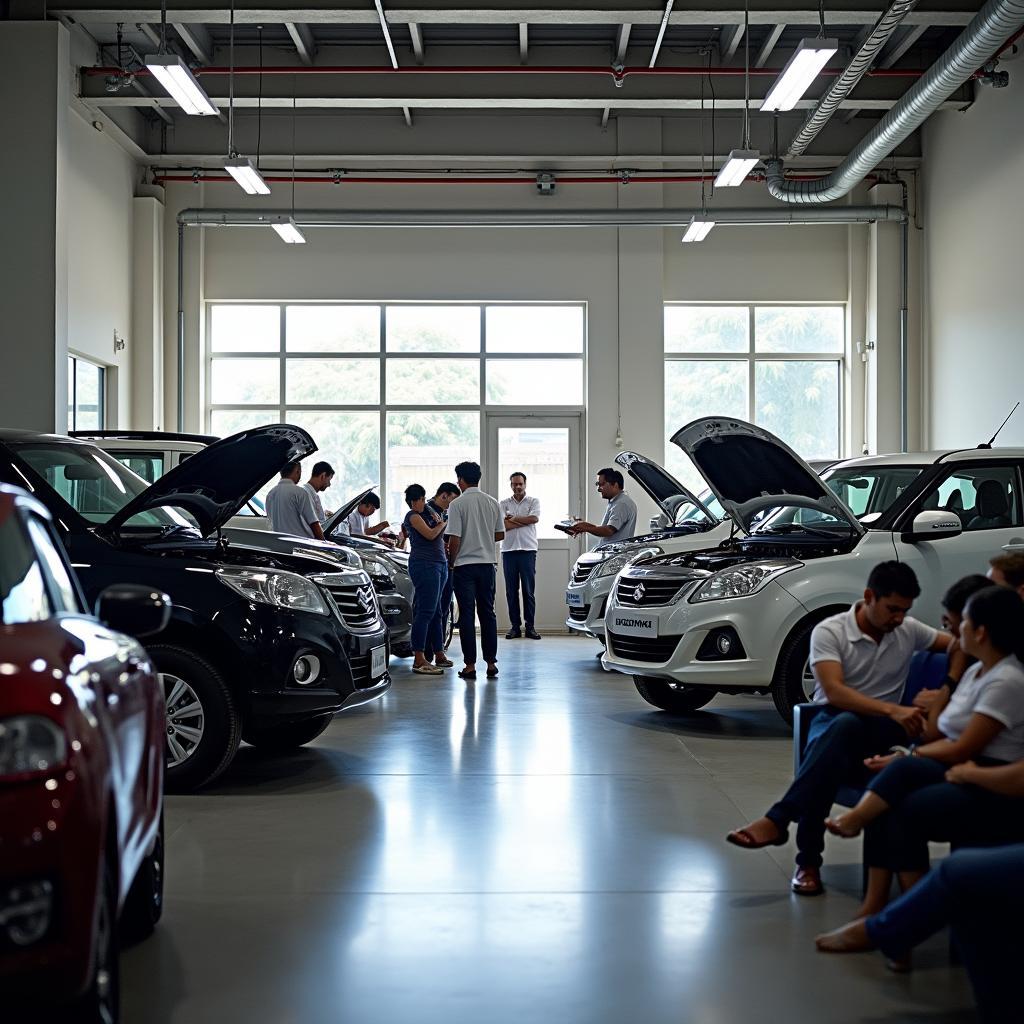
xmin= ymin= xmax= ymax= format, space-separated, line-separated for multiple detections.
xmin=0 ymin=425 xmax=391 ymax=791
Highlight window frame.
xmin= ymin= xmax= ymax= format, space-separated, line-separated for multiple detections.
xmin=664 ymin=302 xmax=846 ymax=460
xmin=67 ymin=355 xmax=106 ymax=432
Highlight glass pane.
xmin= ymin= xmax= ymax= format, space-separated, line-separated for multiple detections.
xmin=0 ymin=516 xmax=51 ymax=625
xmin=755 ymin=306 xmax=845 ymax=353
xmin=67 ymin=357 xmax=75 ymax=430
xmin=111 ymin=452 xmax=165 ymax=484
xmin=386 ymin=412 xmax=480 ymax=524
xmin=665 ymin=306 xmax=748 ymax=353
xmin=74 ymin=360 xmax=103 ymax=431
xmin=284 ymin=411 xmax=381 ymax=498
xmin=497 ymin=427 xmax=568 ymax=540
xmin=755 ymin=361 xmax=840 ymax=459
xmin=209 ymin=358 xmax=279 ymax=404
xmin=286 ymin=305 xmax=381 ymax=352
xmin=915 ymin=465 xmax=1021 ymax=530
xmin=664 ymin=360 xmax=748 ymax=492
xmin=486 ymin=306 xmax=584 ymax=353
xmin=210 ymin=305 xmax=280 ymax=353
xmin=286 ymin=359 xmax=380 ymax=405
xmin=26 ymin=517 xmax=79 ymax=612
xmin=386 ymin=305 xmax=480 ymax=353
xmin=386 ymin=359 xmax=479 ymax=405
xmin=486 ymin=359 xmax=583 ymax=405
xmin=210 ymin=408 xmax=279 ymax=437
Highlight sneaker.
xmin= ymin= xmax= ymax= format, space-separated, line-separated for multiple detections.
xmin=505 ymin=627 xmax=522 ymax=639
xmin=525 ymin=629 xmax=542 ymax=640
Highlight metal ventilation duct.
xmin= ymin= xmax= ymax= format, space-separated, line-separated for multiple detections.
xmin=766 ymin=0 xmax=1024 ymax=203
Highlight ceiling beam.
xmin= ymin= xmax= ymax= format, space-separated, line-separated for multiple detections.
xmin=286 ymin=22 xmax=316 ymax=65
xmin=373 ymin=0 xmax=399 ymax=69
xmin=402 ymin=105 xmax=413 ymax=126
xmin=879 ymin=23 xmax=929 ymax=66
xmin=719 ymin=24 xmax=744 ymax=62
xmin=755 ymin=23 xmax=785 ymax=67
xmin=519 ymin=23 xmax=529 ymax=64
xmin=51 ymin=8 xmax=976 ymax=28
xmin=173 ymin=22 xmax=213 ymax=65
xmin=614 ymin=23 xmax=631 ymax=64
xmin=135 ymin=21 xmax=160 ymax=47
xmin=409 ymin=22 xmax=424 ymax=64
xmin=649 ymin=0 xmax=674 ymax=68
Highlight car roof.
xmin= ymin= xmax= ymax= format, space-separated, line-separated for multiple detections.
xmin=0 ymin=428 xmax=92 ymax=444
xmin=828 ymin=447 xmax=1024 ymax=470
xmin=87 ymin=437 xmax=205 ymax=454
xmin=69 ymin=430 xmax=218 ymax=444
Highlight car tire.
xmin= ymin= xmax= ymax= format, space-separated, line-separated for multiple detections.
xmin=633 ymin=676 xmax=717 ymax=713
xmin=390 ymin=642 xmax=414 ymax=659
xmin=242 ymin=714 xmax=334 ymax=751
xmin=70 ymin=855 xmax=120 ymax=1024
xmin=771 ymin=620 xmax=817 ymax=725
xmin=120 ymin=810 xmax=164 ymax=946
xmin=151 ymin=645 xmax=241 ymax=793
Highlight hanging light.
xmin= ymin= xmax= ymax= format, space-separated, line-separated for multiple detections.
xmin=682 ymin=217 xmax=715 ymax=243
xmin=715 ymin=149 xmax=760 ymax=188
xmin=761 ymin=38 xmax=839 ymax=112
xmin=144 ymin=54 xmax=218 ymax=116
xmin=224 ymin=157 xmax=271 ymax=195
xmin=272 ymin=217 xmax=306 ymax=244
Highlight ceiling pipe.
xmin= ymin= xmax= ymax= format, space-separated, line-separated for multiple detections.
xmin=765 ymin=0 xmax=1024 ymax=204
xmin=786 ymin=0 xmax=920 ymax=159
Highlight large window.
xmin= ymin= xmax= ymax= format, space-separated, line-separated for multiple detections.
xmin=67 ymin=356 xmax=105 ymax=431
xmin=664 ymin=304 xmax=844 ymax=490
xmin=207 ymin=303 xmax=585 ymax=521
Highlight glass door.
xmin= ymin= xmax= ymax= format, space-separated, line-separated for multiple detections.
xmin=484 ymin=414 xmax=584 ymax=631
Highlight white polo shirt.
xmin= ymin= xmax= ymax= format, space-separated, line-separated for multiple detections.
xmin=808 ymin=603 xmax=938 ymax=705
xmin=447 ymin=487 xmax=505 ymax=567
xmin=938 ymin=654 xmax=1024 ymax=762
xmin=499 ymin=494 xmax=541 ymax=553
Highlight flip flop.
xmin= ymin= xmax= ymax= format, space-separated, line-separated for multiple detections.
xmin=413 ymin=664 xmax=443 ymax=676
xmin=434 ymin=658 xmax=454 ymax=668
xmin=725 ymin=826 xmax=789 ymax=850
xmin=458 ymin=668 xmax=477 ymax=680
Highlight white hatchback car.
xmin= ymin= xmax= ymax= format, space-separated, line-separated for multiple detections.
xmin=603 ymin=417 xmax=1024 ymax=723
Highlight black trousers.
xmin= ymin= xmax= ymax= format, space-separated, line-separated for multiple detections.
xmin=453 ymin=563 xmax=498 ymax=665
xmin=502 ymin=550 xmax=537 ymax=630
xmin=766 ymin=708 xmax=908 ymax=868
xmin=864 ymin=755 xmax=1024 ymax=872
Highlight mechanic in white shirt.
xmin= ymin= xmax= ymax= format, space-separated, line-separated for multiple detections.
xmin=725 ymin=562 xmax=958 ymax=897
xmin=302 ymin=461 xmax=334 ymax=526
xmin=499 ymin=472 xmax=541 ymax=640
xmin=568 ymin=467 xmax=638 ymax=548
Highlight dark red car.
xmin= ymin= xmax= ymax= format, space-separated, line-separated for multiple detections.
xmin=0 ymin=484 xmax=170 ymax=1022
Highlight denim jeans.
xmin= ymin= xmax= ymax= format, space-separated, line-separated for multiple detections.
xmin=452 ymin=563 xmax=498 ymax=665
xmin=409 ymin=559 xmax=447 ymax=654
xmin=502 ymin=550 xmax=537 ymax=630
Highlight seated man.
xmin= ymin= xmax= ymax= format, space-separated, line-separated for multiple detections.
xmin=725 ymin=562 xmax=958 ymax=896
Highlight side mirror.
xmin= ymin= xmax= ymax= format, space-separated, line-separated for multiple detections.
xmin=651 ymin=513 xmax=669 ymax=532
xmin=900 ymin=510 xmax=963 ymax=544
xmin=95 ymin=585 xmax=171 ymax=638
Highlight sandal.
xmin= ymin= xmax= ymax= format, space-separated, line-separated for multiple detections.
xmin=458 ymin=668 xmax=477 ymax=680
xmin=434 ymin=657 xmax=454 ymax=668
xmin=413 ymin=664 xmax=443 ymax=675
xmin=725 ymin=824 xmax=789 ymax=850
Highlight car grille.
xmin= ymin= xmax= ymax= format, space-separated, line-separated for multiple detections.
xmin=348 ymin=651 xmax=374 ymax=689
xmin=614 ymin=578 xmax=686 ymax=607
xmin=322 ymin=581 xmax=380 ymax=630
xmin=607 ymin=632 xmax=682 ymax=663
xmin=568 ymin=604 xmax=591 ymax=622
xmin=571 ymin=562 xmax=596 ymax=585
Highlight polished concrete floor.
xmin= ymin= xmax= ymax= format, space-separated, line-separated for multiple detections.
xmin=123 ymin=637 xmax=975 ymax=1024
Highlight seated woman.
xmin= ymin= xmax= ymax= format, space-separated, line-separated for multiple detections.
xmin=403 ymin=484 xmax=450 ymax=676
xmin=824 ymin=585 xmax=1024 ymax=920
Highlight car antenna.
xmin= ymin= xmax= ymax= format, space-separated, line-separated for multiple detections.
xmin=978 ymin=402 xmax=1020 ymax=449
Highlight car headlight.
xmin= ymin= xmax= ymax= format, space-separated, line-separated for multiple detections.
xmin=689 ymin=561 xmax=798 ymax=603
xmin=291 ymin=546 xmax=360 ymax=569
xmin=595 ymin=547 xmax=661 ymax=578
xmin=217 ymin=567 xmax=330 ymax=616
xmin=0 ymin=716 xmax=67 ymax=779
xmin=362 ymin=555 xmax=396 ymax=583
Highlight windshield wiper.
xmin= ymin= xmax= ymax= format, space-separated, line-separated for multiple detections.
xmin=157 ymin=524 xmax=201 ymax=539
xmin=758 ymin=522 xmax=850 ymax=539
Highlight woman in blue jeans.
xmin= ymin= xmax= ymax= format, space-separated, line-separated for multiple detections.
xmin=403 ymin=484 xmax=450 ymax=676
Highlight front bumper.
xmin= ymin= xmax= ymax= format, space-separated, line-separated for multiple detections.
xmin=564 ymin=575 xmax=613 ymax=641
xmin=377 ymin=591 xmax=412 ymax=647
xmin=602 ymin=579 xmax=804 ymax=689
xmin=216 ymin=602 xmax=392 ymax=727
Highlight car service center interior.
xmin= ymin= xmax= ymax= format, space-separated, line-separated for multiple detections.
xmin=2 ymin=1 xmax=1024 ymax=1021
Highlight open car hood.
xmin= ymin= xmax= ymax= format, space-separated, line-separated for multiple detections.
xmin=101 ymin=424 xmax=317 ymax=538
xmin=670 ymin=417 xmax=863 ymax=536
xmin=614 ymin=450 xmax=718 ymax=525
xmin=324 ymin=486 xmax=376 ymax=537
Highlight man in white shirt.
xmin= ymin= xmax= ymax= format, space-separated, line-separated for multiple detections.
xmin=346 ymin=492 xmax=395 ymax=547
xmin=568 ymin=467 xmax=638 ymax=548
xmin=265 ymin=462 xmax=324 ymax=540
xmin=446 ymin=460 xmax=505 ymax=679
xmin=500 ymin=472 xmax=541 ymax=640
xmin=725 ymin=562 xmax=957 ymax=896
xmin=302 ymin=461 xmax=334 ymax=526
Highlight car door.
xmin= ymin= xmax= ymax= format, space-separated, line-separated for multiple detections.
xmin=893 ymin=460 xmax=1024 ymax=623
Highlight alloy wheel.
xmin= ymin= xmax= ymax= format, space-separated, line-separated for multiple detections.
xmin=162 ymin=673 xmax=206 ymax=768
xmin=801 ymin=656 xmax=816 ymax=700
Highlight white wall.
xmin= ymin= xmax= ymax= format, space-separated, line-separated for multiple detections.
xmin=66 ymin=111 xmax=138 ymax=425
xmin=923 ymin=75 xmax=1024 ymax=448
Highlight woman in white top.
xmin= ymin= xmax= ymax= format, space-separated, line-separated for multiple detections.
xmin=824 ymin=585 xmax=1024 ymax=925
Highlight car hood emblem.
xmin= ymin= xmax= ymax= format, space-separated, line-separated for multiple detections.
xmin=632 ymin=582 xmax=645 ymax=601
xmin=357 ymin=586 xmax=374 ymax=613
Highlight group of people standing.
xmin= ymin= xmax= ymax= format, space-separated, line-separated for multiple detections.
xmin=403 ymin=463 xmax=543 ymax=679
xmin=726 ymin=554 xmax=1024 ymax=1020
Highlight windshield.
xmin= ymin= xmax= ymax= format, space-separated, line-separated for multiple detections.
xmin=822 ymin=465 xmax=925 ymax=522
xmin=12 ymin=442 xmax=195 ymax=529
xmin=679 ymin=489 xmax=723 ymax=524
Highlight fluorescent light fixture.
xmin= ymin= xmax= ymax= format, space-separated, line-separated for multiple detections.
xmin=761 ymin=38 xmax=839 ymax=112
xmin=224 ymin=157 xmax=271 ymax=195
xmin=714 ymin=149 xmax=761 ymax=188
xmin=682 ymin=218 xmax=715 ymax=243
xmin=272 ymin=219 xmax=306 ymax=244
xmin=144 ymin=54 xmax=218 ymax=116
